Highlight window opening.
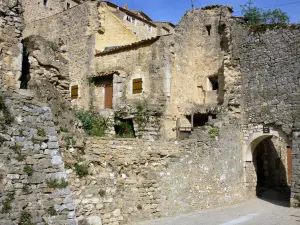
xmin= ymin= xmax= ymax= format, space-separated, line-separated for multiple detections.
xmin=186 ymin=113 xmax=217 ymax=127
xmin=43 ymin=0 xmax=48 ymax=7
xmin=67 ymin=2 xmax=70 ymax=9
xmin=71 ymin=85 xmax=79 ymax=99
xmin=132 ymin=78 xmax=143 ymax=94
xmin=206 ymin=25 xmax=211 ymax=36
xmin=209 ymin=76 xmax=219 ymax=90
xmin=20 ymin=42 xmax=30 ymax=89
xmin=115 ymin=118 xmax=136 ymax=138
xmin=147 ymin=24 xmax=152 ymax=33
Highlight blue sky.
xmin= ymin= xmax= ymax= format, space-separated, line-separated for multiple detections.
xmin=110 ymin=0 xmax=300 ymax=24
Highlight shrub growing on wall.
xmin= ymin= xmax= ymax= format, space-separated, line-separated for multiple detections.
xmin=75 ymin=110 xmax=108 ymax=136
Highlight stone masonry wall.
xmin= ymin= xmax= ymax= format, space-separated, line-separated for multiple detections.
xmin=23 ymin=1 xmax=100 ymax=109
xmin=67 ymin=121 xmax=245 ymax=225
xmin=0 ymin=91 xmax=76 ymax=225
xmin=239 ymin=26 xmax=300 ymax=134
xmin=0 ymin=0 xmax=24 ymax=90
xmin=237 ymin=26 xmax=300 ymax=205
xmin=291 ymin=130 xmax=300 ymax=207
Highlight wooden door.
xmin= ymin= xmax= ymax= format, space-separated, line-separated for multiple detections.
xmin=105 ymin=84 xmax=113 ymax=109
xmin=287 ymin=146 xmax=292 ymax=185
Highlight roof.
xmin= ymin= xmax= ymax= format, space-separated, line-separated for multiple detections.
xmin=100 ymin=1 xmax=157 ymax=26
xmin=155 ymin=21 xmax=176 ymax=28
xmin=129 ymin=10 xmax=153 ymax=22
xmin=95 ymin=34 xmax=171 ymax=56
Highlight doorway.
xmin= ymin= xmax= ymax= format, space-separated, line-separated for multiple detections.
xmin=252 ymin=137 xmax=290 ymax=205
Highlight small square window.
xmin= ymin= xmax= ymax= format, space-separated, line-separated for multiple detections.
xmin=71 ymin=85 xmax=79 ymax=99
xmin=132 ymin=78 xmax=143 ymax=94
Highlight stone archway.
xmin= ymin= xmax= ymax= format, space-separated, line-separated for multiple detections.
xmin=243 ymin=127 xmax=291 ymax=202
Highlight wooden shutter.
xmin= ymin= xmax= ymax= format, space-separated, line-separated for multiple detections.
xmin=105 ymin=83 xmax=113 ymax=109
xmin=133 ymin=78 xmax=143 ymax=94
xmin=71 ymin=85 xmax=78 ymax=99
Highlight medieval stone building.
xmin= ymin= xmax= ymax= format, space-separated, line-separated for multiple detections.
xmin=0 ymin=0 xmax=300 ymax=225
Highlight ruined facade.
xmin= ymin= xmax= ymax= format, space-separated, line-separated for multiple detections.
xmin=1 ymin=0 xmax=300 ymax=225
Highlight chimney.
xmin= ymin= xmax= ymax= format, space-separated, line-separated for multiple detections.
xmin=124 ymin=3 xmax=128 ymax=10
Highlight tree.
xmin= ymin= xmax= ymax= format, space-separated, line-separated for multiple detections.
xmin=240 ymin=0 xmax=290 ymax=25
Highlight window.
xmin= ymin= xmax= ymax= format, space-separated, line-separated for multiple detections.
xmin=208 ymin=76 xmax=219 ymax=90
xmin=147 ymin=24 xmax=152 ymax=33
xmin=43 ymin=0 xmax=48 ymax=7
xmin=206 ymin=25 xmax=211 ymax=36
xmin=67 ymin=2 xmax=70 ymax=9
xmin=125 ymin=15 xmax=132 ymax=22
xmin=71 ymin=85 xmax=79 ymax=99
xmin=132 ymin=78 xmax=143 ymax=94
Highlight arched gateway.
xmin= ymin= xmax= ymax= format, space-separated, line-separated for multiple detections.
xmin=243 ymin=127 xmax=292 ymax=202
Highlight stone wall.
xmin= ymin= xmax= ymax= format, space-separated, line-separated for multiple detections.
xmin=239 ymin=26 xmax=300 ymax=134
xmin=22 ymin=0 xmax=79 ymax=24
xmin=93 ymin=36 xmax=173 ymax=139
xmin=23 ymin=0 xmax=100 ymax=109
xmin=95 ymin=4 xmax=138 ymax=52
xmin=0 ymin=0 xmax=24 ymax=90
xmin=163 ymin=6 xmax=242 ymax=139
xmin=291 ymin=130 xmax=300 ymax=207
xmin=236 ymin=26 xmax=300 ymax=206
xmin=67 ymin=121 xmax=246 ymax=225
xmin=0 ymin=91 xmax=76 ymax=225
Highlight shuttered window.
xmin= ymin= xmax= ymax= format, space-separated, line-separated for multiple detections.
xmin=132 ymin=78 xmax=143 ymax=94
xmin=71 ymin=85 xmax=79 ymax=99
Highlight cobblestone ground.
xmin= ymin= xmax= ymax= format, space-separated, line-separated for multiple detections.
xmin=137 ymin=190 xmax=300 ymax=225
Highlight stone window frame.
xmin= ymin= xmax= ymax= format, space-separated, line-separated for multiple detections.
xmin=129 ymin=74 xmax=145 ymax=96
xmin=70 ymin=83 xmax=80 ymax=100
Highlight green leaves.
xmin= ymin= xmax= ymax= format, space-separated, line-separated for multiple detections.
xmin=240 ymin=1 xmax=290 ymax=25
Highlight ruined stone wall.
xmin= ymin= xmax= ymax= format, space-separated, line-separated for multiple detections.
xmin=164 ymin=6 xmax=241 ymax=139
xmin=0 ymin=0 xmax=24 ymax=90
xmin=67 ymin=123 xmax=246 ymax=225
xmin=23 ymin=1 xmax=100 ymax=109
xmin=0 ymin=91 xmax=76 ymax=225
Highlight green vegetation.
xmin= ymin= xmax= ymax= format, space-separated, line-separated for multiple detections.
xmin=1 ymin=192 xmax=15 ymax=213
xmin=74 ymin=163 xmax=89 ymax=178
xmin=209 ymin=127 xmax=219 ymax=138
xmin=19 ymin=211 xmax=34 ymax=225
xmin=0 ymin=95 xmax=14 ymax=128
xmin=241 ymin=1 xmax=289 ymax=25
xmin=24 ymin=165 xmax=34 ymax=176
xmin=116 ymin=121 xmax=135 ymax=138
xmin=46 ymin=178 xmax=69 ymax=189
xmin=136 ymin=101 xmax=150 ymax=130
xmin=47 ymin=206 xmax=57 ymax=216
xmin=75 ymin=110 xmax=109 ymax=136
xmin=37 ymin=128 xmax=46 ymax=137
xmin=11 ymin=144 xmax=26 ymax=161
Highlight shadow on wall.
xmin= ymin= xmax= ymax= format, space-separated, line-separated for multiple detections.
xmin=253 ymin=137 xmax=290 ymax=207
